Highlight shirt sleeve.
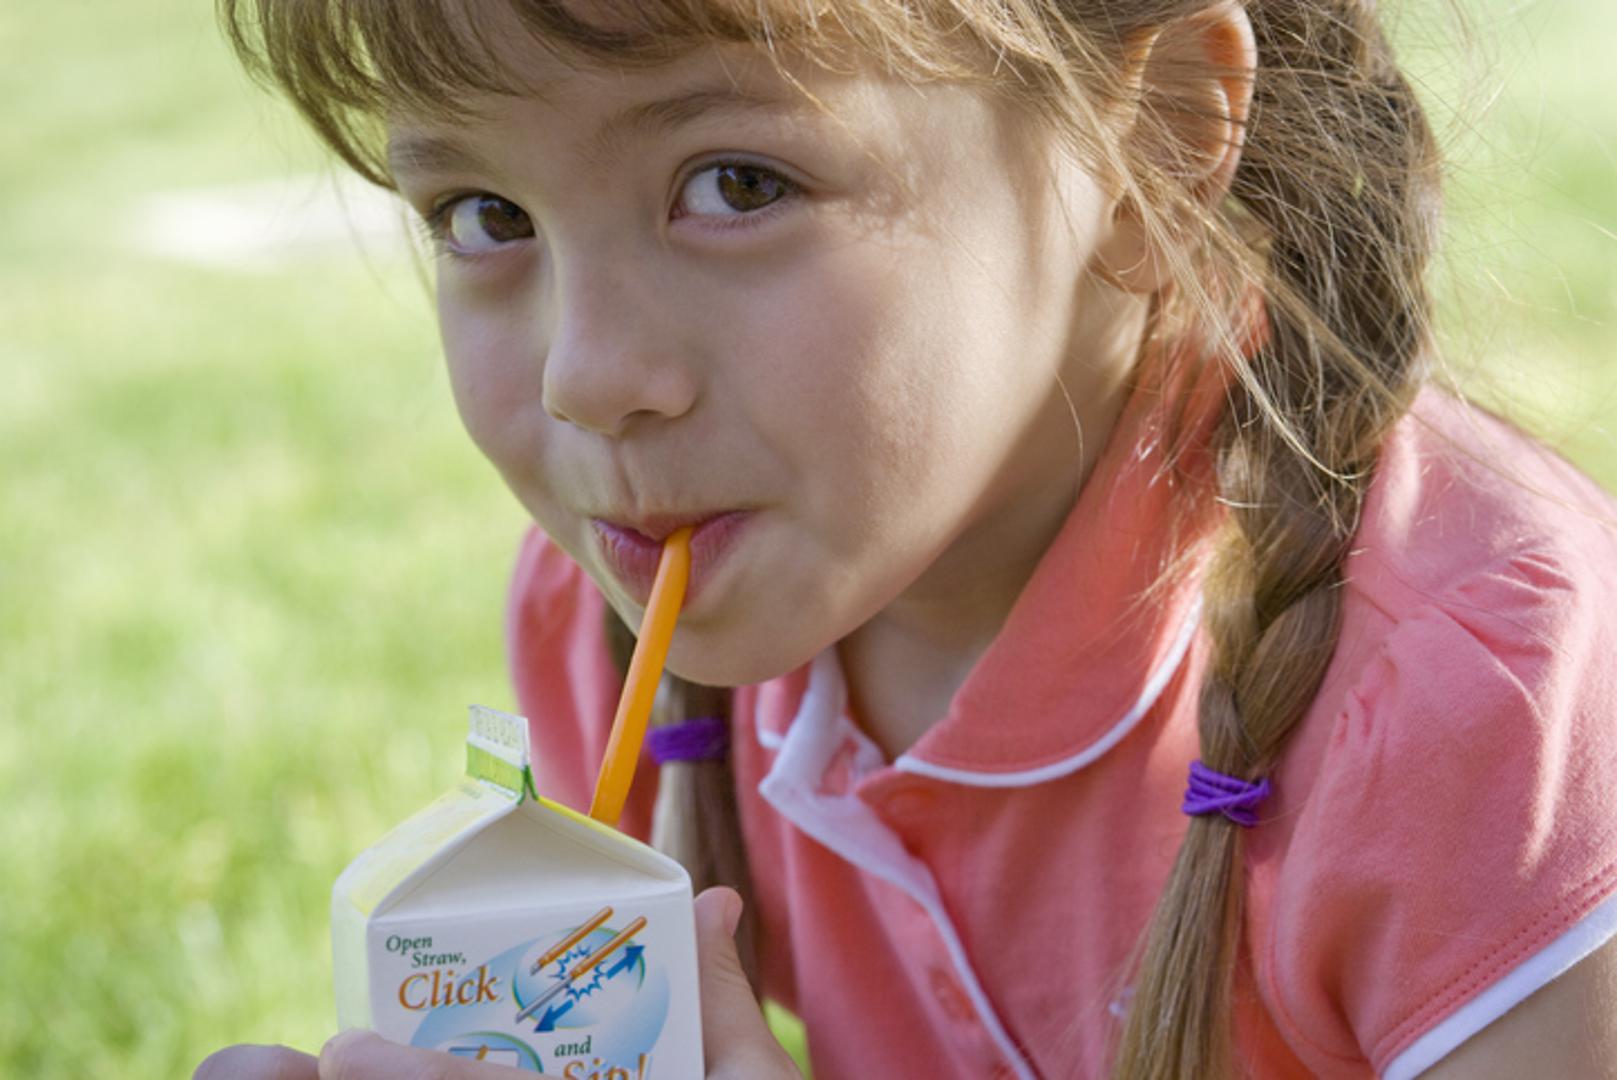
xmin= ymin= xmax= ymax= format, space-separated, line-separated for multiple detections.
xmin=504 ymin=525 xmax=658 ymax=840
xmin=1255 ymin=548 xmax=1617 ymax=1078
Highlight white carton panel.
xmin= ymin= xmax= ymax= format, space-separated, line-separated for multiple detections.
xmin=331 ymin=707 xmax=702 ymax=1077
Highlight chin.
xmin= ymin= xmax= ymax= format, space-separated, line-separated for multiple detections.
xmin=662 ymin=630 xmax=819 ymax=689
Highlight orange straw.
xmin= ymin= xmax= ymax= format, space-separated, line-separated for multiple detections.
xmin=588 ymin=527 xmax=692 ymax=826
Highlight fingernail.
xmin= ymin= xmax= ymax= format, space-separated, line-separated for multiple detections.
xmin=721 ymin=890 xmax=743 ymax=936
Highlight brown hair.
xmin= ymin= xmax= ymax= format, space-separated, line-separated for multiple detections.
xmin=218 ymin=1 xmax=1441 ymax=1073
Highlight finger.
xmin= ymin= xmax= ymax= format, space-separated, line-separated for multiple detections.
xmin=193 ymin=1043 xmax=319 ymax=1080
xmin=694 ymin=887 xmax=800 ymax=1077
xmin=318 ymin=1030 xmax=553 ymax=1079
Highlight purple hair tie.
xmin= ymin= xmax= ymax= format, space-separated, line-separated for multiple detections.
xmin=1181 ymin=759 xmax=1271 ymax=827
xmin=648 ymin=716 xmax=729 ymax=764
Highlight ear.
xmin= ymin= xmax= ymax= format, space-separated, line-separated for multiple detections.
xmin=1096 ymin=1 xmax=1257 ymax=294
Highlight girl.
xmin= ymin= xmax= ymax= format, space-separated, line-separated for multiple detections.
xmin=200 ymin=1 xmax=1617 ymax=1077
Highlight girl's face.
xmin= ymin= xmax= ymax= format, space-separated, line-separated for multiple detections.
xmin=389 ymin=37 xmax=1148 ymax=686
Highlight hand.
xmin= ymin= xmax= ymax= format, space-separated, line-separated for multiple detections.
xmin=193 ymin=1033 xmax=548 ymax=1078
xmin=192 ymin=1044 xmax=318 ymax=1080
xmin=693 ymin=886 xmax=802 ymax=1079
xmin=192 ymin=887 xmax=800 ymax=1079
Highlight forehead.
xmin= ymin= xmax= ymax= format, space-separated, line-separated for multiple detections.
xmin=383 ymin=28 xmax=901 ymax=180
xmin=376 ymin=0 xmax=1057 ymax=206
xmin=382 ymin=0 xmax=842 ymax=122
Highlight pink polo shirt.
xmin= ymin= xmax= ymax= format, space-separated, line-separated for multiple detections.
xmin=506 ymin=376 xmax=1617 ymax=1078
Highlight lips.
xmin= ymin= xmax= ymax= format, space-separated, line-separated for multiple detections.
xmin=589 ymin=511 xmax=751 ymax=606
xmin=604 ymin=513 xmax=718 ymax=544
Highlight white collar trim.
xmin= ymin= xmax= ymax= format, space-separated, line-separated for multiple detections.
xmin=894 ymin=593 xmax=1203 ymax=787
xmin=755 ymin=652 xmax=1039 ymax=1078
xmin=756 ymin=594 xmax=1203 ymax=788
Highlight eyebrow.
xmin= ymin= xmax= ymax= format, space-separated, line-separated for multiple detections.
xmin=386 ymin=84 xmax=809 ymax=179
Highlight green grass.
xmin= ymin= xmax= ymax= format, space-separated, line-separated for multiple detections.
xmin=3 ymin=2 xmax=1613 ymax=1077
xmin=1398 ymin=2 xmax=1617 ymax=485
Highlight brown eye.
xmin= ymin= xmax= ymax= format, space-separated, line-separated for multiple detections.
xmin=679 ymin=162 xmax=794 ymax=218
xmin=443 ymin=194 xmax=533 ymax=254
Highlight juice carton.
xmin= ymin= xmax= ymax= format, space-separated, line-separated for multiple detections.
xmin=331 ymin=705 xmax=703 ymax=1077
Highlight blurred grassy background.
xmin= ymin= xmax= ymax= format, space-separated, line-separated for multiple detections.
xmin=2 ymin=1 xmax=1612 ymax=1077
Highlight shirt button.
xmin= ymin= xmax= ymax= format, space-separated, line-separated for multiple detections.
xmin=929 ymin=966 xmax=976 ymax=1023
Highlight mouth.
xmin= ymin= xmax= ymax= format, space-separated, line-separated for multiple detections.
xmin=589 ymin=510 xmax=752 ymax=607
xmin=595 ymin=512 xmax=723 ymax=544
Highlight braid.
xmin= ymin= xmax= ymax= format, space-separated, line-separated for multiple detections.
xmin=1113 ymin=3 xmax=1441 ymax=1076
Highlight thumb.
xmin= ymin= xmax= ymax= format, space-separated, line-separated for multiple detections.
xmin=693 ymin=887 xmax=799 ymax=1077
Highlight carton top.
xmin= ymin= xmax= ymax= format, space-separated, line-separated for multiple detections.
xmin=334 ymin=707 xmax=688 ymax=921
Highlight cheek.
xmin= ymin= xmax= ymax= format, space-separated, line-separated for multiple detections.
xmin=744 ymin=271 xmax=945 ymax=488
xmin=784 ymin=257 xmax=1008 ymax=482
xmin=728 ymin=241 xmax=998 ymax=581
xmin=437 ymin=295 xmax=548 ymax=479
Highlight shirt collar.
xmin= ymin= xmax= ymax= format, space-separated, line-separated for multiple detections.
xmin=756 ymin=339 xmax=1228 ymax=786
xmin=901 ymin=343 xmax=1224 ymax=782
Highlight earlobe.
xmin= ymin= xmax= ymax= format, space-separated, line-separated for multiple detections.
xmin=1093 ymin=200 xmax=1166 ymax=295
xmin=1094 ymin=0 xmax=1257 ymax=294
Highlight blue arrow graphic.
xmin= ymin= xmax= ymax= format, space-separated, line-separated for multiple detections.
xmin=536 ymin=999 xmax=573 ymax=1032
xmin=516 ymin=916 xmax=648 ymax=1027
xmin=605 ymin=944 xmax=644 ymax=980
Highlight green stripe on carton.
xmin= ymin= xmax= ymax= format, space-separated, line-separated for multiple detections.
xmin=465 ymin=742 xmax=536 ymax=801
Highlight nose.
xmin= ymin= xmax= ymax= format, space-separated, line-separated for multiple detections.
xmin=541 ymin=257 xmax=699 ymax=437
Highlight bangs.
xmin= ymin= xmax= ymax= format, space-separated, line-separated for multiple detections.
xmin=217 ymin=0 xmax=1020 ymax=189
